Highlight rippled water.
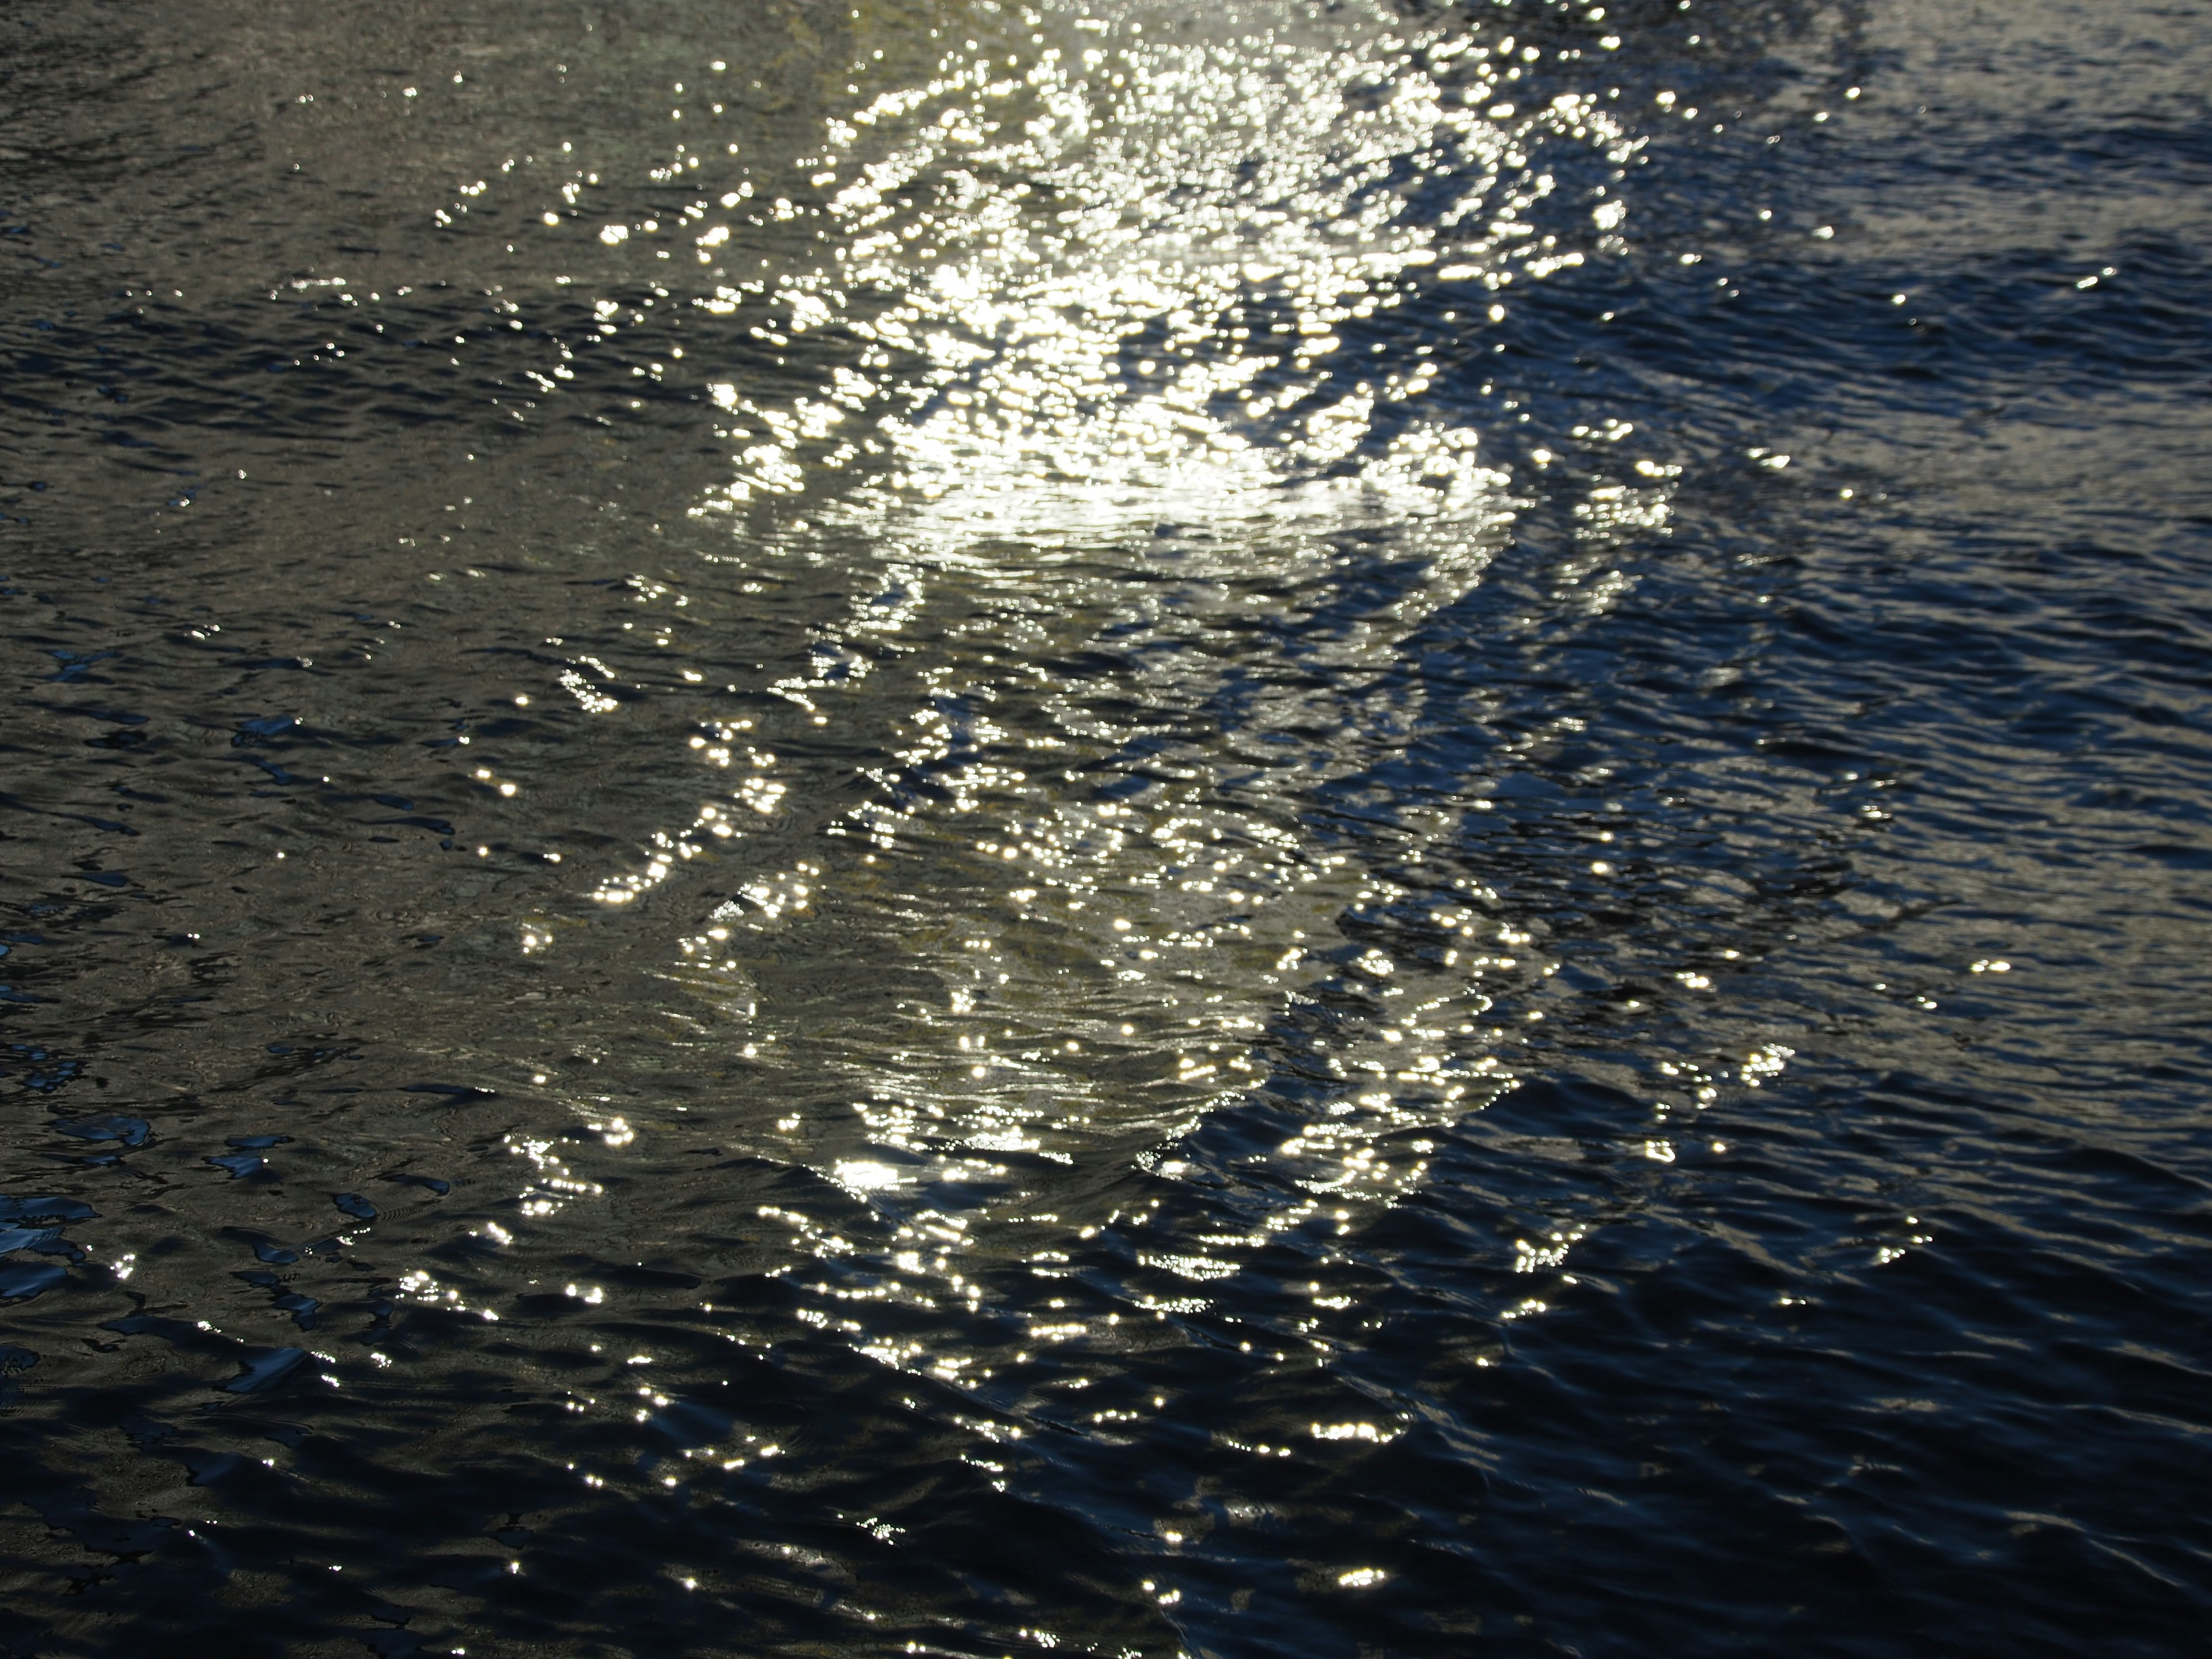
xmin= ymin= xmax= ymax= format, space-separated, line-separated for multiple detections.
xmin=5 ymin=0 xmax=2211 ymax=1652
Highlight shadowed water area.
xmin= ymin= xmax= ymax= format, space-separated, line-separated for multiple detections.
xmin=2 ymin=0 xmax=2210 ymax=1652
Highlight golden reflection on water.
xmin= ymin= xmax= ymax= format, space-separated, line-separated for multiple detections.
xmin=489 ymin=0 xmax=1696 ymax=1400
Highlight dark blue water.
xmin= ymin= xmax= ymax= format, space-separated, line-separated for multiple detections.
xmin=4 ymin=1 xmax=2211 ymax=1653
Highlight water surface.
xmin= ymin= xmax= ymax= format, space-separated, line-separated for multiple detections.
xmin=3 ymin=0 xmax=2210 ymax=1653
